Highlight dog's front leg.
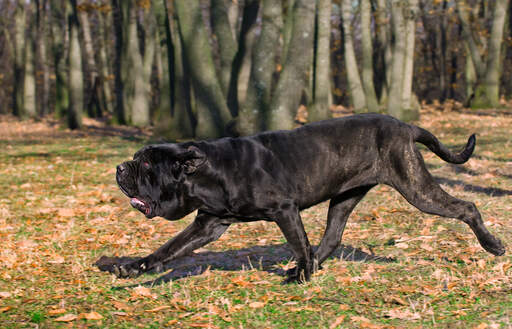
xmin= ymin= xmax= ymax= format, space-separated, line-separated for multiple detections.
xmin=273 ymin=201 xmax=314 ymax=284
xmin=102 ymin=211 xmax=230 ymax=278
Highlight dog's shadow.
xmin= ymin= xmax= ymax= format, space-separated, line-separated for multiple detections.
xmin=95 ymin=244 xmax=394 ymax=287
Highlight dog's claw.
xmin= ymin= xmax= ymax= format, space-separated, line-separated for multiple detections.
xmin=112 ymin=265 xmax=120 ymax=277
xmin=128 ymin=268 xmax=139 ymax=278
xmin=119 ymin=265 xmax=129 ymax=277
xmin=154 ymin=262 xmax=163 ymax=273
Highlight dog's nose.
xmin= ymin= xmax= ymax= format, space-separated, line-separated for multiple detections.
xmin=117 ymin=164 xmax=126 ymax=175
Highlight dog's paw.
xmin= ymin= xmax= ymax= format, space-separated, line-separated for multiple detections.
xmin=481 ymin=235 xmax=506 ymax=256
xmin=281 ymin=266 xmax=311 ymax=284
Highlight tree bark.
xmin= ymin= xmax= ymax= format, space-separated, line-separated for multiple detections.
xmin=387 ymin=0 xmax=406 ymax=119
xmin=68 ymin=0 xmax=84 ymax=129
xmin=23 ymin=3 xmax=37 ymax=119
xmin=236 ymin=0 xmax=282 ymax=135
xmin=97 ymin=9 xmax=114 ymax=114
xmin=359 ymin=0 xmax=379 ymax=113
xmin=341 ymin=0 xmax=366 ymax=113
xmin=267 ymin=0 xmax=316 ymax=131
xmin=13 ymin=1 xmax=26 ymax=117
xmin=309 ymin=0 xmax=332 ymax=122
xmin=401 ymin=0 xmax=420 ymax=121
xmin=79 ymin=8 xmax=102 ymax=117
xmin=36 ymin=0 xmax=50 ymax=116
xmin=131 ymin=5 xmax=155 ymax=127
xmin=50 ymin=0 xmax=69 ymax=119
xmin=111 ymin=0 xmax=126 ymax=124
xmin=175 ymin=0 xmax=232 ymax=138
xmin=211 ymin=0 xmax=237 ymax=96
xmin=483 ymin=0 xmax=509 ymax=108
xmin=457 ymin=0 xmax=509 ymax=108
xmin=374 ymin=0 xmax=392 ymax=105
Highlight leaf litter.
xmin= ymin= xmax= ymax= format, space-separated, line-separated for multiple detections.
xmin=0 ymin=110 xmax=511 ymax=327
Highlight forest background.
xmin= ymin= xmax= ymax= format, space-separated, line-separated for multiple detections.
xmin=1 ymin=0 xmax=512 ymax=137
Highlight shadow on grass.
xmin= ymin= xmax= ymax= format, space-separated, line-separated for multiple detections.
xmin=96 ymin=244 xmax=394 ymax=288
xmin=435 ymin=176 xmax=512 ymax=197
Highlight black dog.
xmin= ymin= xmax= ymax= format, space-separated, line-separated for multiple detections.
xmin=99 ymin=114 xmax=505 ymax=283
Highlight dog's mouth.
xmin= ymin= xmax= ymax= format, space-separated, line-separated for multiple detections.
xmin=130 ymin=197 xmax=151 ymax=216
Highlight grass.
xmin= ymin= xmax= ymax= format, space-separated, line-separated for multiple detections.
xmin=0 ymin=109 xmax=511 ymax=328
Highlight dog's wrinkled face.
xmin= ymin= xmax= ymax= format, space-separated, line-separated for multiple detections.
xmin=116 ymin=144 xmax=206 ymax=220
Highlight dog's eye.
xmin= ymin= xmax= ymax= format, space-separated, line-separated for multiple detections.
xmin=142 ymin=162 xmax=150 ymax=169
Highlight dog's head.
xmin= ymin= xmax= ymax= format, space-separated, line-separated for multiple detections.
xmin=116 ymin=144 xmax=207 ymax=220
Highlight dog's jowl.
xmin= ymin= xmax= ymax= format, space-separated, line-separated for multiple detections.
xmin=99 ymin=114 xmax=505 ymax=283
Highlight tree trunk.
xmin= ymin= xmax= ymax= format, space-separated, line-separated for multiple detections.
xmin=23 ymin=3 xmax=37 ymax=119
xmin=341 ymin=0 xmax=366 ymax=113
xmin=97 ymin=10 xmax=114 ymax=114
xmin=266 ymin=0 xmax=316 ymax=131
xmin=457 ymin=0 xmax=509 ymax=108
xmin=175 ymin=0 xmax=232 ymax=138
xmin=68 ymin=0 xmax=83 ymax=129
xmin=483 ymin=0 xmax=509 ymax=108
xmin=375 ymin=0 xmax=392 ymax=105
xmin=438 ymin=0 xmax=448 ymax=102
xmin=50 ymin=0 xmax=69 ymax=119
xmin=131 ymin=5 xmax=155 ymax=127
xmin=308 ymin=0 xmax=332 ymax=122
xmin=387 ymin=0 xmax=406 ymax=119
xmin=236 ymin=0 xmax=282 ymax=135
xmin=36 ymin=0 xmax=50 ymax=116
xmin=359 ymin=0 xmax=379 ymax=113
xmin=79 ymin=8 xmax=102 ymax=117
xmin=111 ymin=0 xmax=126 ymax=124
xmin=13 ymin=1 xmax=25 ymax=117
xmin=226 ymin=0 xmax=260 ymax=118
xmin=401 ymin=0 xmax=420 ymax=121
xmin=170 ymin=1 xmax=195 ymax=138
xmin=282 ymin=0 xmax=296 ymax=63
xmin=211 ymin=0 xmax=237 ymax=96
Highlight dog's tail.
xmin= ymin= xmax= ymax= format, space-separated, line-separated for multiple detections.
xmin=413 ymin=126 xmax=475 ymax=164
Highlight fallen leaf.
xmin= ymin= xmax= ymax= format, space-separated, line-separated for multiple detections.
xmin=112 ymin=311 xmax=128 ymax=316
xmin=351 ymin=315 xmax=371 ymax=323
xmin=131 ymin=286 xmax=156 ymax=299
xmin=112 ymin=300 xmax=132 ymax=311
xmin=0 ymin=292 xmax=12 ymax=298
xmin=48 ymin=308 xmax=66 ymax=315
xmin=0 ymin=306 xmax=11 ymax=313
xmin=329 ymin=315 xmax=346 ymax=329
xmin=54 ymin=314 xmax=77 ymax=322
xmin=249 ymin=301 xmax=266 ymax=308
xmin=385 ymin=308 xmax=421 ymax=320
xmin=81 ymin=311 xmax=103 ymax=320
xmin=395 ymin=242 xmax=409 ymax=249
xmin=58 ymin=208 xmax=75 ymax=217
xmin=145 ymin=305 xmax=171 ymax=312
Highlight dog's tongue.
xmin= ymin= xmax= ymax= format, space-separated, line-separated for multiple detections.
xmin=130 ymin=198 xmax=146 ymax=208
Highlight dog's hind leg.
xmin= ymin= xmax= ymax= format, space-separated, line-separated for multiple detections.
xmin=388 ymin=148 xmax=505 ymax=256
xmin=315 ymin=185 xmax=375 ymax=266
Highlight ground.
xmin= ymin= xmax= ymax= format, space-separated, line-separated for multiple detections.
xmin=0 ymin=108 xmax=510 ymax=328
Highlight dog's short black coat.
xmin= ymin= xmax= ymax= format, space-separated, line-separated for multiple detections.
xmin=99 ymin=113 xmax=505 ymax=283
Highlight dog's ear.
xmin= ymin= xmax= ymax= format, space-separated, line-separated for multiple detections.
xmin=176 ymin=145 xmax=207 ymax=174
